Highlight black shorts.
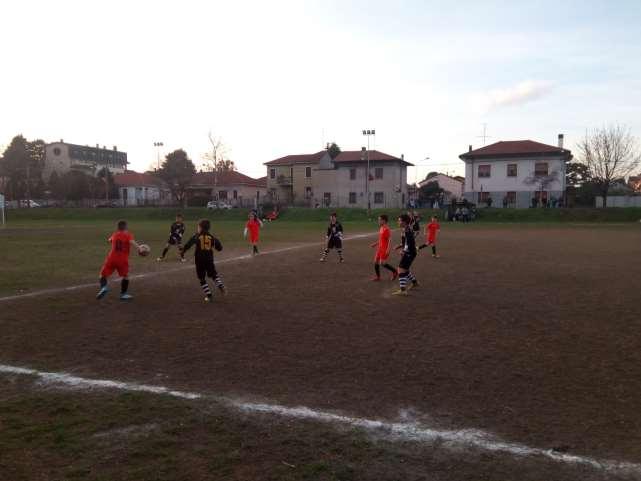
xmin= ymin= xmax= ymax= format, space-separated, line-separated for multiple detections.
xmin=196 ymin=262 xmax=218 ymax=280
xmin=399 ymin=253 xmax=416 ymax=270
xmin=168 ymin=235 xmax=182 ymax=246
xmin=327 ymin=237 xmax=342 ymax=249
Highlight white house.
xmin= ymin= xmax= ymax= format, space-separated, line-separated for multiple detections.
xmin=418 ymin=173 xmax=464 ymax=200
xmin=114 ymin=172 xmax=172 ymax=206
xmin=459 ymin=135 xmax=572 ymax=208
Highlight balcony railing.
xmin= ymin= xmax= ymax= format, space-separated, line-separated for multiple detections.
xmin=277 ymin=175 xmax=293 ymax=185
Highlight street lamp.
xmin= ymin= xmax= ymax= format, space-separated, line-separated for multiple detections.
xmin=362 ymin=129 xmax=375 ymax=213
xmin=153 ymin=142 xmax=164 ymax=170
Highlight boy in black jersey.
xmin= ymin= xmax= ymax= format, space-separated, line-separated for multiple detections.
xmin=320 ymin=212 xmax=344 ymax=263
xmin=181 ymin=219 xmax=226 ymax=302
xmin=157 ymin=213 xmax=186 ymax=262
xmin=409 ymin=210 xmax=421 ymax=241
xmin=393 ymin=213 xmax=419 ymax=296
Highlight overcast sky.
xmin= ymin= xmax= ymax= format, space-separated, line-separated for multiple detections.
xmin=1 ymin=0 xmax=640 ymax=181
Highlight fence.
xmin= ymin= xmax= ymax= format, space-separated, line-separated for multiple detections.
xmin=595 ymin=196 xmax=641 ymax=208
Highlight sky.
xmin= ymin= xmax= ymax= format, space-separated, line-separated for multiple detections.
xmin=1 ymin=0 xmax=640 ymax=182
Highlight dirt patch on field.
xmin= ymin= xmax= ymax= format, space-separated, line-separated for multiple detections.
xmin=1 ymin=225 xmax=641 ymax=478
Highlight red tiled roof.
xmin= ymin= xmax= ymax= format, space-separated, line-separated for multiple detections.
xmin=460 ymin=140 xmax=571 ymax=160
xmin=334 ymin=150 xmax=411 ymax=165
xmin=190 ymin=170 xmax=265 ymax=188
xmin=264 ymin=151 xmax=327 ymax=166
xmin=114 ymin=171 xmax=164 ymax=187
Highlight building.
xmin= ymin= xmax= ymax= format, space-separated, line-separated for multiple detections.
xmin=459 ymin=135 xmax=572 ymax=208
xmin=187 ymin=170 xmax=267 ymax=208
xmin=418 ymin=173 xmax=464 ymax=200
xmin=264 ymin=149 xmax=412 ymax=208
xmin=44 ymin=140 xmax=128 ymax=180
xmin=114 ymin=171 xmax=172 ymax=207
xmin=628 ymin=175 xmax=641 ymax=193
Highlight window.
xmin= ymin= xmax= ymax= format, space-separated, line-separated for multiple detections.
xmin=375 ymin=167 xmax=384 ymax=179
xmin=53 ymin=147 xmax=61 ymax=156
xmin=270 ymin=168 xmax=276 ymax=179
xmin=478 ymin=165 xmax=491 ymax=178
xmin=349 ymin=168 xmax=356 ymax=180
xmin=478 ymin=192 xmax=491 ymax=203
xmin=218 ymin=190 xmax=228 ymax=200
xmin=506 ymin=191 xmax=516 ymax=205
xmin=507 ymin=164 xmax=517 ymax=177
xmin=305 ymin=166 xmax=312 ymax=178
xmin=323 ymin=192 xmax=331 ymax=206
xmin=233 ymin=190 xmax=238 ymax=200
xmin=305 ymin=187 xmax=312 ymax=199
xmin=349 ymin=192 xmax=357 ymax=204
xmin=535 ymin=162 xmax=549 ymax=176
xmin=374 ymin=192 xmax=384 ymax=204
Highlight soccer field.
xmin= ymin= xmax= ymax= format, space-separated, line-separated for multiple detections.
xmin=1 ymin=216 xmax=641 ymax=481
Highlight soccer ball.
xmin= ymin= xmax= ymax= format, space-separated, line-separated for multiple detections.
xmin=138 ymin=244 xmax=151 ymax=257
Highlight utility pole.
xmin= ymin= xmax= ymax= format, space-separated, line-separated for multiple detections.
xmin=362 ymin=129 xmax=375 ymax=215
xmin=154 ymin=142 xmax=164 ymax=170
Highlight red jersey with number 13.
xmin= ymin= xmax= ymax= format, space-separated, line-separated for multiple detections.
xmin=107 ymin=231 xmax=133 ymax=261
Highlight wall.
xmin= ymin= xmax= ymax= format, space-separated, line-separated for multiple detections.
xmin=595 ymin=196 xmax=641 ymax=208
xmin=464 ymin=156 xmax=566 ymax=194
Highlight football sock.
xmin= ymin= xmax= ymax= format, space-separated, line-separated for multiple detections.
xmin=407 ymin=272 xmax=417 ymax=284
xmin=432 ymin=245 xmax=437 ymax=255
xmin=201 ymin=280 xmax=212 ymax=296
xmin=99 ymin=277 xmax=107 ymax=288
xmin=321 ymin=248 xmax=329 ymax=259
xmin=399 ymin=272 xmax=408 ymax=290
xmin=337 ymin=249 xmax=343 ymax=260
xmin=161 ymin=247 xmax=169 ymax=258
xmin=374 ymin=264 xmax=381 ymax=277
xmin=418 ymin=244 xmax=427 ymax=250
xmin=121 ymin=279 xmax=129 ymax=294
xmin=214 ymin=276 xmax=225 ymax=290
xmin=383 ymin=263 xmax=396 ymax=273
xmin=253 ymin=245 xmax=258 ymax=254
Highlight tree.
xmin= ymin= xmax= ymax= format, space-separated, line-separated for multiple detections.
xmin=327 ymin=142 xmax=341 ymax=160
xmin=96 ymin=167 xmax=119 ymax=200
xmin=0 ymin=135 xmax=46 ymax=202
xmin=566 ymin=162 xmax=597 ymax=207
xmin=576 ymin=125 xmax=641 ymax=207
xmin=157 ymin=149 xmax=196 ymax=206
xmin=418 ymin=180 xmax=444 ymax=206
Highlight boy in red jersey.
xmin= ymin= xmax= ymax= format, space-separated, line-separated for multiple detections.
xmin=370 ymin=214 xmax=397 ymax=281
xmin=419 ymin=215 xmax=440 ymax=258
xmin=244 ymin=210 xmax=264 ymax=255
xmin=96 ymin=220 xmax=141 ymax=300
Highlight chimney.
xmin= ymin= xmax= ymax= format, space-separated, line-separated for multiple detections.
xmin=401 ymin=154 xmax=404 ymax=161
xmin=60 ymin=139 xmax=64 ymax=143
xmin=113 ymin=145 xmax=117 ymax=151
xmin=558 ymin=134 xmax=564 ymax=149
xmin=469 ymin=145 xmax=473 ymax=152
xmin=96 ymin=143 xmax=99 ymax=148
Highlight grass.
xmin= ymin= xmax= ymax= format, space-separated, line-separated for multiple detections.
xmin=0 ymin=379 xmax=390 ymax=481
xmin=1 ymin=207 xmax=639 ymax=295
xmin=0 ymin=217 xmax=377 ymax=295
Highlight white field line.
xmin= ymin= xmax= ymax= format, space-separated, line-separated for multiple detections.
xmin=0 ymin=232 xmax=375 ymax=303
xmin=1 ymin=363 xmax=640 ymax=477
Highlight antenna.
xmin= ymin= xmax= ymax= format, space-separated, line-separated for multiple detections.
xmin=477 ymin=123 xmax=491 ymax=145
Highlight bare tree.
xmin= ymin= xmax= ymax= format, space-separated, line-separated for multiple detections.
xmin=576 ymin=125 xmax=641 ymax=207
xmin=202 ymin=132 xmax=235 ymax=200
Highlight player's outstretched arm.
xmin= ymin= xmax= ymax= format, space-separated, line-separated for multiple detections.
xmin=243 ymin=227 xmax=248 ymax=238
xmin=130 ymin=239 xmax=141 ymax=250
xmin=182 ymin=235 xmax=196 ymax=254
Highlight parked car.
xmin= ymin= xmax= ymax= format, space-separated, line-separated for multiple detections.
xmin=207 ymin=200 xmax=232 ymax=210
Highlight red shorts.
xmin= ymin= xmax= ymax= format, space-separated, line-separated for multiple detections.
xmin=427 ymin=237 xmax=436 ymax=245
xmin=249 ymin=233 xmax=259 ymax=244
xmin=374 ymin=250 xmax=389 ymax=263
xmin=100 ymin=257 xmax=129 ymax=278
